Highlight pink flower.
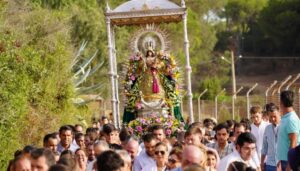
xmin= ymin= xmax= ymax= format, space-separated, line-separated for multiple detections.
xmin=165 ymin=129 xmax=172 ymax=136
xmin=136 ymin=126 xmax=143 ymax=133
xmin=135 ymin=55 xmax=141 ymax=61
xmin=168 ymin=122 xmax=173 ymax=127
xmin=128 ymin=127 xmax=134 ymax=134
xmin=130 ymin=55 xmax=135 ymax=60
xmin=156 ymin=118 xmax=161 ymax=123
xmin=136 ymin=102 xmax=142 ymax=109
xmin=130 ymin=75 xmax=136 ymax=81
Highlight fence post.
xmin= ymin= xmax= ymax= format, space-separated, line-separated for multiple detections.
xmin=286 ymin=73 xmax=300 ymax=90
xmin=198 ymin=89 xmax=208 ymax=122
xmin=277 ymin=75 xmax=292 ymax=105
xmin=247 ymin=83 xmax=258 ymax=119
xmin=232 ymin=86 xmax=243 ymax=120
xmin=265 ymin=80 xmax=277 ymax=105
xmin=215 ymin=88 xmax=226 ymax=121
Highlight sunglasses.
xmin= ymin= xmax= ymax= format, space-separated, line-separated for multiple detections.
xmin=155 ymin=150 xmax=166 ymax=156
xmin=168 ymin=158 xmax=178 ymax=164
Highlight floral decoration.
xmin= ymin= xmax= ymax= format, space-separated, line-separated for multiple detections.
xmin=127 ymin=114 xmax=185 ymax=138
xmin=123 ymin=51 xmax=181 ymax=112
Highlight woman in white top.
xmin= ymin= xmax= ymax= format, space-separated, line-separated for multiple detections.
xmin=142 ymin=142 xmax=169 ymax=171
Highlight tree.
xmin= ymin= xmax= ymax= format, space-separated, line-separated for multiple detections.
xmin=259 ymin=0 xmax=300 ymax=56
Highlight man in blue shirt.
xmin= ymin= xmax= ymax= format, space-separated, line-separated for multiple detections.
xmin=261 ymin=103 xmax=280 ymax=171
xmin=276 ymin=90 xmax=300 ymax=171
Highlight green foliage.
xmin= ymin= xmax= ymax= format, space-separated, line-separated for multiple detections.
xmin=199 ymin=77 xmax=223 ymax=100
xmin=259 ymin=0 xmax=300 ymax=55
xmin=223 ymin=0 xmax=268 ymax=33
xmin=0 ymin=1 xmax=90 ymax=169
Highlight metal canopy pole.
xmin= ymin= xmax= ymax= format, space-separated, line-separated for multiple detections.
xmin=246 ymin=83 xmax=258 ymax=119
xmin=111 ymin=26 xmax=121 ymax=128
xmin=182 ymin=9 xmax=194 ymax=123
xmin=106 ymin=16 xmax=117 ymax=128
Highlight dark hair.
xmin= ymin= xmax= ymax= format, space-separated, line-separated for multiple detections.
xmin=43 ymin=133 xmax=57 ymax=145
xmin=23 ymin=145 xmax=36 ymax=154
xmin=227 ymin=161 xmax=256 ymax=171
xmin=280 ymin=90 xmax=294 ymax=107
xmin=214 ymin=122 xmax=229 ymax=133
xmin=101 ymin=115 xmax=108 ymax=120
xmin=96 ymin=151 xmax=124 ymax=171
xmin=149 ymin=124 xmax=164 ymax=133
xmin=57 ymin=157 xmax=78 ymax=171
xmin=75 ymin=132 xmax=84 ymax=140
xmin=102 ymin=124 xmax=117 ymax=135
xmin=146 ymin=50 xmax=155 ymax=57
xmin=49 ymin=164 xmax=69 ymax=171
xmin=226 ymin=120 xmax=236 ymax=128
xmin=60 ymin=150 xmax=74 ymax=159
xmin=14 ymin=150 xmax=23 ymax=158
xmin=86 ymin=127 xmax=94 ymax=134
xmin=236 ymin=132 xmax=256 ymax=147
xmin=59 ymin=125 xmax=73 ymax=135
xmin=31 ymin=148 xmax=56 ymax=167
xmin=119 ymin=127 xmax=131 ymax=143
xmin=240 ymin=118 xmax=251 ymax=131
xmin=233 ymin=123 xmax=246 ymax=132
xmin=265 ymin=103 xmax=279 ymax=112
xmin=206 ymin=149 xmax=217 ymax=157
xmin=142 ymin=133 xmax=156 ymax=143
xmin=74 ymin=124 xmax=83 ymax=128
xmin=203 ymin=118 xmax=215 ymax=128
xmin=109 ymin=143 xmax=123 ymax=150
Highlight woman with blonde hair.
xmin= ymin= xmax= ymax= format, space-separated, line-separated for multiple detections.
xmin=142 ymin=142 xmax=169 ymax=171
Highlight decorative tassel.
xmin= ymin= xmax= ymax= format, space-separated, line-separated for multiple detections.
xmin=151 ymin=68 xmax=159 ymax=93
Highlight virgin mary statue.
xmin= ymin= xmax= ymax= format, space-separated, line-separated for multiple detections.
xmin=123 ymin=40 xmax=184 ymax=124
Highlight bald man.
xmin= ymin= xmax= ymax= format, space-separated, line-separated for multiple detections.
xmin=124 ymin=137 xmax=140 ymax=163
xmin=183 ymin=145 xmax=205 ymax=168
xmin=172 ymin=145 xmax=205 ymax=171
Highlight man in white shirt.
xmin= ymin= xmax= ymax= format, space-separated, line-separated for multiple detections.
xmin=250 ymin=105 xmax=269 ymax=159
xmin=133 ymin=133 xmax=157 ymax=171
xmin=86 ymin=143 xmax=96 ymax=171
xmin=124 ymin=137 xmax=140 ymax=163
xmin=57 ymin=125 xmax=78 ymax=153
xmin=217 ymin=132 xmax=260 ymax=171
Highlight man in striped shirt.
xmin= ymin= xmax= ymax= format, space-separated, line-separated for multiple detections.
xmin=207 ymin=122 xmax=234 ymax=159
xmin=261 ymin=103 xmax=280 ymax=171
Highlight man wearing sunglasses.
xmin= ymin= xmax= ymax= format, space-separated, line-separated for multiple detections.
xmin=217 ymin=132 xmax=259 ymax=171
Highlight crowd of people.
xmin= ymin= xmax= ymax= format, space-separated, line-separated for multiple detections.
xmin=8 ymin=90 xmax=300 ymax=171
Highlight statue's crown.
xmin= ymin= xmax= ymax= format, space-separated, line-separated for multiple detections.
xmin=146 ymin=39 xmax=154 ymax=52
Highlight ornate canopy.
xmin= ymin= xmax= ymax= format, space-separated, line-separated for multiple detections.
xmin=105 ymin=0 xmax=194 ymax=128
xmin=105 ymin=0 xmax=186 ymax=26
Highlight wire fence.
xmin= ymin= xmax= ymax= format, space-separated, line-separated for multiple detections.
xmin=100 ymin=87 xmax=300 ymax=125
